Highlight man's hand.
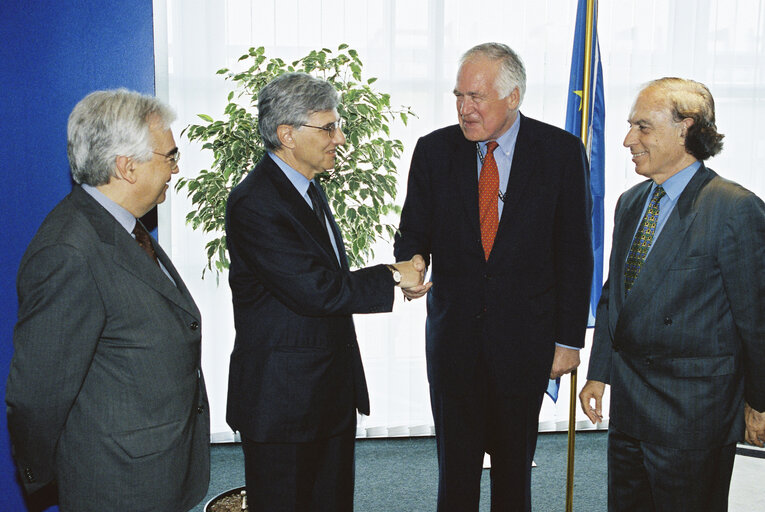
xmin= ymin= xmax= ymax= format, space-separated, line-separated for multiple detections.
xmin=397 ymin=254 xmax=432 ymax=299
xmin=745 ymin=402 xmax=765 ymax=447
xmin=579 ymin=380 xmax=606 ymax=424
xmin=549 ymin=345 xmax=580 ymax=379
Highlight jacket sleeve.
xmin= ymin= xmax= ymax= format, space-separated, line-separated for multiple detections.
xmin=718 ymin=192 xmax=765 ymax=411
xmin=394 ymin=137 xmax=433 ymax=266
xmin=6 ymin=244 xmax=104 ymax=493
xmin=226 ymin=195 xmax=394 ymax=317
xmin=552 ymin=137 xmax=594 ymax=348
xmin=587 ymin=275 xmax=612 ymax=383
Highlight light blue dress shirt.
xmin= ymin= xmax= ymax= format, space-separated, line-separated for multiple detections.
xmin=269 ymin=152 xmax=341 ymax=263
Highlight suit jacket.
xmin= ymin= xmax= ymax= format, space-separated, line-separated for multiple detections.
xmin=588 ymin=164 xmax=765 ymax=449
xmin=6 ymin=186 xmax=210 ymax=511
xmin=225 ymin=154 xmax=395 ymax=443
xmin=394 ymin=115 xmax=594 ymax=396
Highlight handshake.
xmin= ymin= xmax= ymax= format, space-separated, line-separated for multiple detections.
xmin=389 ymin=254 xmax=432 ymax=300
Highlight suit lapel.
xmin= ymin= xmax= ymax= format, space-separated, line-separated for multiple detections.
xmin=611 ymin=181 xmax=653 ymax=312
xmin=617 ymin=165 xmax=714 ymax=328
xmin=453 ymin=114 xmax=537 ymax=260
xmin=496 ymin=113 xmax=536 ymax=239
xmin=112 ymin=225 xmax=200 ymax=318
xmin=263 ymin=158 xmax=341 ymax=268
xmin=454 ymin=134 xmax=481 ymax=243
xmin=70 ymin=187 xmax=200 ymax=319
xmin=315 ymin=182 xmax=349 ymax=270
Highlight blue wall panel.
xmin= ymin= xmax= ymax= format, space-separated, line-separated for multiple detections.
xmin=0 ymin=1 xmax=155 ymax=509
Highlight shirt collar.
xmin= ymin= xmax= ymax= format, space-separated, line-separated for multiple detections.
xmin=478 ymin=113 xmax=521 ymax=157
xmin=81 ymin=183 xmax=137 ymax=233
xmin=269 ymin=152 xmax=314 ymax=196
xmin=653 ymin=160 xmax=701 ymax=201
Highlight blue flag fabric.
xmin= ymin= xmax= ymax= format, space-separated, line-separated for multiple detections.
xmin=565 ymin=0 xmax=605 ymax=328
xmin=547 ymin=377 xmax=560 ymax=402
xmin=547 ymin=0 xmax=605 ymax=403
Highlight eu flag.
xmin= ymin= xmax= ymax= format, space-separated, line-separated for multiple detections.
xmin=565 ymin=0 xmax=605 ymax=328
xmin=547 ymin=0 xmax=605 ymax=403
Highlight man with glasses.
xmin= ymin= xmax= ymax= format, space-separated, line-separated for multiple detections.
xmin=6 ymin=89 xmax=210 ymax=511
xmin=225 ymin=72 xmax=427 ymax=511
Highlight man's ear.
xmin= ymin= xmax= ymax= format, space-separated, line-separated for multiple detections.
xmin=679 ymin=117 xmax=694 ymax=142
xmin=277 ymin=124 xmax=296 ymax=149
xmin=115 ymin=155 xmax=137 ymax=184
xmin=505 ymin=87 xmax=521 ymax=111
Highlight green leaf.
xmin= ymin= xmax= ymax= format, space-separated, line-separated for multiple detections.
xmin=181 ymin=44 xmax=414 ymax=279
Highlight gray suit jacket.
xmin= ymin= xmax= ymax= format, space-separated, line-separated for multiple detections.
xmin=6 ymin=186 xmax=210 ymax=511
xmin=588 ymin=164 xmax=765 ymax=449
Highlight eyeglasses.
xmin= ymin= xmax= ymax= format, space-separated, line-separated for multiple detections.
xmin=300 ymin=120 xmax=343 ymax=138
xmin=153 ymin=149 xmax=181 ymax=169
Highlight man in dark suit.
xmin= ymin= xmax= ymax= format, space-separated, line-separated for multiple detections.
xmin=6 ymin=89 xmax=210 ymax=511
xmin=225 ymin=72 xmax=426 ymax=512
xmin=394 ymin=43 xmax=594 ymax=511
xmin=580 ymin=77 xmax=765 ymax=511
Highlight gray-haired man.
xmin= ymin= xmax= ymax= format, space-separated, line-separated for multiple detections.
xmin=225 ymin=72 xmax=426 ymax=511
xmin=7 ymin=89 xmax=210 ymax=511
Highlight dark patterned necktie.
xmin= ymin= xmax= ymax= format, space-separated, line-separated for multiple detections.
xmin=478 ymin=141 xmax=499 ymax=260
xmin=133 ymin=221 xmax=160 ymax=267
xmin=307 ymin=182 xmax=330 ymax=238
xmin=624 ymin=186 xmax=666 ymax=293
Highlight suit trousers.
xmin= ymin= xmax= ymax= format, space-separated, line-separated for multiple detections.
xmin=429 ymin=373 xmax=544 ymax=512
xmin=607 ymin=426 xmax=736 ymax=512
xmin=241 ymin=427 xmax=356 ymax=512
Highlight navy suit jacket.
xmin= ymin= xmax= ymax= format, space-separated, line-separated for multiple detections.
xmin=395 ymin=114 xmax=593 ymax=396
xmin=225 ymin=154 xmax=395 ymax=443
xmin=588 ymin=164 xmax=765 ymax=449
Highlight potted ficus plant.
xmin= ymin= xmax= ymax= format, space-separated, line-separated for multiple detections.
xmin=176 ymin=44 xmax=415 ymax=277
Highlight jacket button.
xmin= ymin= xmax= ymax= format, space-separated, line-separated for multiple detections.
xmin=24 ymin=468 xmax=35 ymax=482
xmin=663 ymin=317 xmax=672 ymax=326
xmin=190 ymin=321 xmax=199 ymax=330
xmin=197 ymin=405 xmax=204 ymax=414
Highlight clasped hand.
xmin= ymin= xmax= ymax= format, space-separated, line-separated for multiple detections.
xmin=392 ymin=254 xmax=432 ymax=299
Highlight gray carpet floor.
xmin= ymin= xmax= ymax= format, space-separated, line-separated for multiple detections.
xmin=192 ymin=431 xmax=608 ymax=511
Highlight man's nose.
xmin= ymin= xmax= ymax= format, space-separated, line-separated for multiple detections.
xmin=333 ymin=128 xmax=346 ymax=146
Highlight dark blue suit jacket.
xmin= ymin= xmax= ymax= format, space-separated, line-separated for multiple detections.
xmin=225 ymin=154 xmax=395 ymax=443
xmin=588 ymin=164 xmax=765 ymax=449
xmin=395 ymin=115 xmax=593 ymax=397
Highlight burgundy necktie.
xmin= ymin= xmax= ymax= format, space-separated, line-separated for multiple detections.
xmin=478 ymin=141 xmax=500 ymax=260
xmin=132 ymin=221 xmax=160 ymax=267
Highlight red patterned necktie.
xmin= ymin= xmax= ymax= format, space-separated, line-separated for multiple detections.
xmin=133 ymin=221 xmax=160 ymax=267
xmin=478 ymin=141 xmax=500 ymax=260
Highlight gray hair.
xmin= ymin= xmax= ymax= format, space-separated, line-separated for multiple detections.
xmin=643 ymin=77 xmax=724 ymax=160
xmin=257 ymin=72 xmax=339 ymax=151
xmin=460 ymin=42 xmax=527 ymax=105
xmin=67 ymin=89 xmax=176 ymax=186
